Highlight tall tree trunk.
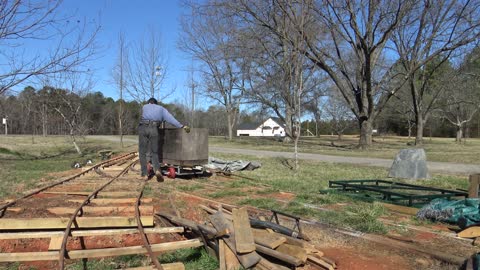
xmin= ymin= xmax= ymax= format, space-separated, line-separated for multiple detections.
xmin=227 ymin=111 xmax=233 ymax=140
xmin=407 ymin=118 xmax=413 ymax=139
xmin=119 ymin=100 xmax=124 ymax=147
xmin=42 ymin=104 xmax=48 ymax=137
xmin=358 ymin=118 xmax=373 ymax=149
xmin=284 ymin=106 xmax=294 ymax=141
xmin=456 ymin=124 xmax=463 ymax=143
xmin=415 ymin=113 xmax=424 ymax=145
xmin=71 ymin=131 xmax=82 ymax=155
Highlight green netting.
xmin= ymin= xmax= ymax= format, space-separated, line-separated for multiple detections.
xmin=416 ymin=198 xmax=480 ymax=228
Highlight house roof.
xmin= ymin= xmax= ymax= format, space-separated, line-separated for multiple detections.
xmin=237 ymin=117 xmax=287 ymax=131
xmin=237 ymin=122 xmax=260 ymax=130
xmin=270 ymin=117 xmax=286 ymax=128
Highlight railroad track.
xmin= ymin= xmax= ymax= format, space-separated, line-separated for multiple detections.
xmin=0 ymin=152 xmax=202 ymax=270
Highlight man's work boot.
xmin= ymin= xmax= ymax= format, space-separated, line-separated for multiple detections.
xmin=140 ymin=175 xmax=149 ymax=181
xmin=155 ymin=170 xmax=164 ymax=182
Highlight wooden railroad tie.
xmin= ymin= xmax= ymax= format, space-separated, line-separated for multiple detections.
xmin=43 ymin=191 xmax=138 ymax=198
xmin=68 ymin=198 xmax=153 ymax=204
xmin=0 ymin=239 xmax=203 ymax=262
xmin=47 ymin=205 xmax=154 ymax=215
xmin=0 ymin=227 xmax=184 ymax=240
xmin=0 ymin=216 xmax=154 ymax=230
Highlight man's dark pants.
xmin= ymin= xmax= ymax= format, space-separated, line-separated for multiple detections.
xmin=138 ymin=123 xmax=161 ymax=176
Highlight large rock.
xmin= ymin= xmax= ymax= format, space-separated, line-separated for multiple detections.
xmin=388 ymin=148 xmax=430 ymax=179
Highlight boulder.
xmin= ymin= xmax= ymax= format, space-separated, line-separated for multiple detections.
xmin=388 ymin=148 xmax=430 ymax=179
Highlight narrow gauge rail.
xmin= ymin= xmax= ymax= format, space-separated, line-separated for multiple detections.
xmin=0 ymin=153 xmax=201 ymax=270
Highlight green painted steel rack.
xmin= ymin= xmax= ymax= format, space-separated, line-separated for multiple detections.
xmin=329 ymin=179 xmax=468 ymax=206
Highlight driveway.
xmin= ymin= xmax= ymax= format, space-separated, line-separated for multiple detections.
xmin=210 ymin=146 xmax=480 ymax=175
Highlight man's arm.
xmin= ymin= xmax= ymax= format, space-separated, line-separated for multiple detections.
xmin=162 ymin=107 xmax=183 ymax=128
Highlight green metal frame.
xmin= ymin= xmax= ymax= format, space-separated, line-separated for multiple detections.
xmin=329 ymin=179 xmax=468 ymax=206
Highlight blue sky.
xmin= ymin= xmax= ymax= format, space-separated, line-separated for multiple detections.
xmin=56 ymin=0 xmax=195 ymax=103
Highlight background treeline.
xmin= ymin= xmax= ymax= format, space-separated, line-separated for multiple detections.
xmin=1 ymin=83 xmax=479 ymax=139
xmin=1 ymin=1 xmax=480 ymax=146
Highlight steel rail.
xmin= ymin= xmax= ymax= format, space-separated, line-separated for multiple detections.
xmin=58 ymin=155 xmax=138 ymax=269
xmin=101 ymin=153 xmax=137 ymax=168
xmin=0 ymin=152 xmax=136 ymax=216
xmin=135 ymin=179 xmax=164 ymax=270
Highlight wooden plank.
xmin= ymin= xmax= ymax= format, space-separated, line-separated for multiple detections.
xmin=255 ymin=244 xmax=302 ymax=266
xmin=469 ymin=174 xmax=480 ymax=198
xmin=312 ymin=254 xmax=336 ymax=268
xmin=224 ymin=240 xmax=241 ymax=270
xmin=48 ymin=236 xmax=64 ymax=250
xmin=232 ymin=207 xmax=255 ymax=253
xmin=156 ymin=212 xmax=217 ymax=235
xmin=67 ymin=239 xmax=202 ymax=259
xmin=218 ymin=239 xmax=227 ymax=270
xmin=0 ymin=216 xmax=153 ymax=230
xmin=209 ymin=212 xmax=261 ymax=269
xmin=276 ymin=243 xmax=307 ymax=263
xmin=380 ymin=203 xmax=418 ymax=215
xmin=278 ymin=232 xmax=314 ymax=249
xmin=0 ymin=239 xmax=203 ymax=262
xmin=257 ymin=258 xmax=290 ymax=270
xmin=68 ymin=198 xmax=152 ymax=204
xmin=44 ymin=191 xmax=137 ymax=197
xmin=307 ymin=255 xmax=334 ymax=270
xmin=0 ymin=227 xmax=183 ymax=240
xmin=5 ymin=207 xmax=22 ymax=213
xmin=122 ymin=262 xmax=185 ymax=270
xmin=252 ymin=229 xmax=286 ymax=249
xmin=458 ymin=226 xmax=480 ymax=238
xmin=47 ymin=205 xmax=153 ymax=215
xmin=0 ymin=251 xmax=58 ymax=262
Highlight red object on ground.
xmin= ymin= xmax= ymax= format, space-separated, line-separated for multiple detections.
xmin=166 ymin=167 xmax=176 ymax=179
xmin=147 ymin=162 xmax=154 ymax=177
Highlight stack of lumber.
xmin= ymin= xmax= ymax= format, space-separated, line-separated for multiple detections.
xmin=156 ymin=204 xmax=336 ymax=270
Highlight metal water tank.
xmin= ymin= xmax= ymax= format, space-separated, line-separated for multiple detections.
xmin=158 ymin=128 xmax=208 ymax=166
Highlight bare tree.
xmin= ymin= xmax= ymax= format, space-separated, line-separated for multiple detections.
xmin=239 ymin=12 xmax=319 ymax=141
xmin=112 ymin=32 xmax=128 ymax=147
xmin=179 ymin=5 xmax=244 ymax=140
xmin=46 ymin=72 xmax=95 ymax=155
xmin=126 ymin=27 xmax=170 ymax=102
xmin=392 ymin=0 xmax=480 ymax=145
xmin=440 ymin=48 xmax=480 ymax=143
xmin=325 ymin=90 xmax=355 ymax=141
xmin=217 ymin=0 xmax=414 ymax=148
xmin=0 ymin=1 xmax=99 ymax=94
xmin=304 ymin=89 xmax=326 ymax=137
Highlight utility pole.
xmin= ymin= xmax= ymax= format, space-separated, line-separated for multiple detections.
xmin=188 ymin=62 xmax=197 ymax=127
xmin=191 ymin=76 xmax=195 ymax=127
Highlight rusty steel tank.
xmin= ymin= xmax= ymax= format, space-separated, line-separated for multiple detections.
xmin=158 ymin=128 xmax=208 ymax=166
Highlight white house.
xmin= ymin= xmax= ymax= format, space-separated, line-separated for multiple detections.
xmin=237 ymin=117 xmax=286 ymax=137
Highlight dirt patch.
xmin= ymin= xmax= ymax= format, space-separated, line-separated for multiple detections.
xmin=266 ymin=191 xmax=296 ymax=201
xmin=322 ymin=247 xmax=412 ymax=270
xmin=415 ymin=231 xmax=439 ymax=241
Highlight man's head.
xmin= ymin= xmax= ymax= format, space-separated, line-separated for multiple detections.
xmin=147 ymin=97 xmax=158 ymax=104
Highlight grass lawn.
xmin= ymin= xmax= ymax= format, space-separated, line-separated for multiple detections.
xmin=201 ymin=151 xmax=469 ymax=233
xmin=209 ymin=135 xmax=480 ymax=164
xmin=0 ymin=135 xmax=136 ymax=198
xmin=0 ymin=134 xmax=473 ymax=267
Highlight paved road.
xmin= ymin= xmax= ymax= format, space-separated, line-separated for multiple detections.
xmin=88 ymin=136 xmax=479 ymax=175
xmin=210 ymin=146 xmax=480 ymax=175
